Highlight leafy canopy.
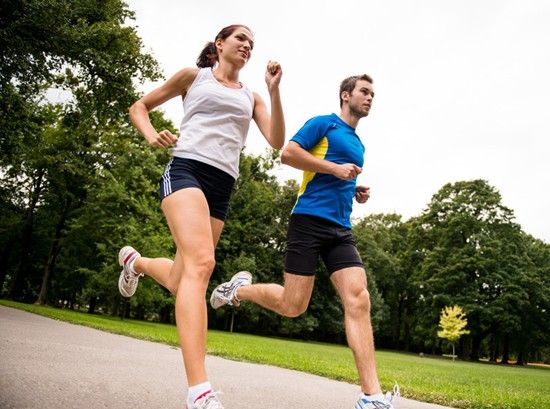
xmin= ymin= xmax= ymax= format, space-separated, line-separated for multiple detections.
xmin=437 ymin=305 xmax=470 ymax=343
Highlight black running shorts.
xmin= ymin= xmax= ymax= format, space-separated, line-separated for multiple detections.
xmin=159 ymin=157 xmax=235 ymax=221
xmin=284 ymin=213 xmax=364 ymax=276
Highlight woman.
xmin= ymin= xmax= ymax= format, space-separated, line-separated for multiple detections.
xmin=121 ymin=24 xmax=285 ymax=409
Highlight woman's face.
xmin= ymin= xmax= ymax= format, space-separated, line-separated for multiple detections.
xmin=217 ymin=27 xmax=255 ymax=67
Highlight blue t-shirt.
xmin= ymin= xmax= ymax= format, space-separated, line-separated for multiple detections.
xmin=290 ymin=113 xmax=365 ymax=229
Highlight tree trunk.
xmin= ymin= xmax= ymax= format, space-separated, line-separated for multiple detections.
xmin=394 ymin=295 xmax=404 ymax=349
xmin=35 ymin=197 xmax=70 ymax=305
xmin=501 ymin=337 xmax=510 ymax=364
xmin=470 ymin=333 xmax=482 ymax=361
xmin=0 ymin=241 xmax=13 ymax=296
xmin=516 ymin=350 xmax=526 ymax=366
xmin=402 ymin=310 xmax=412 ymax=351
xmin=9 ymin=168 xmax=44 ymax=299
xmin=135 ymin=304 xmax=145 ymax=320
xmin=489 ymin=335 xmax=498 ymax=362
xmin=160 ymin=304 xmax=172 ymax=324
xmin=87 ymin=296 xmax=97 ymax=314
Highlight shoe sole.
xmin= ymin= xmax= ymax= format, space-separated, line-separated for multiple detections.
xmin=118 ymin=246 xmax=136 ymax=298
xmin=118 ymin=273 xmax=132 ymax=297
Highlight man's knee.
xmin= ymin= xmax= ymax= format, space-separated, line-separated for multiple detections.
xmin=281 ymin=302 xmax=308 ymax=318
xmin=346 ymin=288 xmax=371 ymax=315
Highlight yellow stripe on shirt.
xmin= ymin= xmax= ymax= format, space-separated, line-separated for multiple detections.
xmin=295 ymin=136 xmax=329 ymax=200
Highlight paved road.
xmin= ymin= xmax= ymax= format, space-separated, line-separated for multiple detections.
xmin=0 ymin=305 xmax=454 ymax=409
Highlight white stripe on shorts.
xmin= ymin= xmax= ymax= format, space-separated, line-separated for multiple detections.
xmin=162 ymin=158 xmax=173 ymax=197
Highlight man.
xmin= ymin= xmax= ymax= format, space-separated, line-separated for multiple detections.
xmin=210 ymin=74 xmax=399 ymax=409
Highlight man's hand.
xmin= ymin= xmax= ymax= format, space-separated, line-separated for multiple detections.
xmin=332 ymin=163 xmax=362 ymax=180
xmin=355 ymin=185 xmax=370 ymax=203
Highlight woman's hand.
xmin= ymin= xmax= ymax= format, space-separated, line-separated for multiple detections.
xmin=147 ymin=130 xmax=178 ymax=148
xmin=265 ymin=60 xmax=282 ymax=93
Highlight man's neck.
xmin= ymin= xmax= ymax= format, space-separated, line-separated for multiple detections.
xmin=339 ymin=110 xmax=360 ymax=129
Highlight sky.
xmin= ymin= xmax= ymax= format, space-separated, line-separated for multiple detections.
xmin=126 ymin=0 xmax=550 ymax=243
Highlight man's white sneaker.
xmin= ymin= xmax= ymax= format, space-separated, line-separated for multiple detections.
xmin=355 ymin=397 xmax=394 ymax=409
xmin=188 ymin=390 xmax=224 ymax=409
xmin=210 ymin=271 xmax=252 ymax=309
xmin=118 ymin=246 xmax=143 ymax=297
xmin=355 ymin=384 xmax=400 ymax=409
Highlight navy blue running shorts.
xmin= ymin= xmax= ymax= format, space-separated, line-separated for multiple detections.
xmin=159 ymin=157 xmax=235 ymax=221
xmin=284 ymin=213 xmax=364 ymax=276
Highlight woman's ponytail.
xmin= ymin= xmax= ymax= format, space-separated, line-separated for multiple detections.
xmin=196 ymin=42 xmax=218 ymax=68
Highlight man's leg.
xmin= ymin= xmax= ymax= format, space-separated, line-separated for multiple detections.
xmin=330 ymin=267 xmax=382 ymax=395
xmin=231 ymin=272 xmax=315 ymax=318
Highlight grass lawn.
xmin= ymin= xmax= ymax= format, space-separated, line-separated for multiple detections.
xmin=1 ymin=300 xmax=549 ymax=409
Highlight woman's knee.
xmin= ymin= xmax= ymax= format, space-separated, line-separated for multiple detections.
xmin=197 ymin=255 xmax=216 ymax=274
xmin=174 ymin=254 xmax=215 ymax=291
xmin=187 ymin=255 xmax=216 ymax=279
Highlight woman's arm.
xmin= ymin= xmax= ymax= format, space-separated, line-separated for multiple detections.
xmin=252 ymin=61 xmax=285 ymax=150
xmin=129 ymin=67 xmax=199 ymax=148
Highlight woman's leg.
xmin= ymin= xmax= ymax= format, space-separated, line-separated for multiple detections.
xmin=160 ymin=187 xmax=223 ymax=386
xmin=133 ymin=217 xmax=224 ymax=295
xmin=133 ymin=256 xmax=176 ymax=293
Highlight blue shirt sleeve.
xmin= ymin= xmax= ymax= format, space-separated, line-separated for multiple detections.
xmin=290 ymin=116 xmax=332 ymax=151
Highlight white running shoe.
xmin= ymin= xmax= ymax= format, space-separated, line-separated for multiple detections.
xmin=118 ymin=246 xmax=143 ymax=297
xmin=209 ymin=271 xmax=252 ymax=309
xmin=355 ymin=384 xmax=400 ymax=409
xmin=189 ymin=390 xmax=224 ymax=409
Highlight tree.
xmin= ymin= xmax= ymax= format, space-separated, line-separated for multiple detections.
xmin=0 ymin=0 xmax=161 ymax=302
xmin=409 ymin=180 xmax=518 ymax=359
xmin=353 ymin=214 xmax=406 ymax=347
xmin=0 ymin=0 xmax=159 ymax=109
xmin=437 ymin=305 xmax=470 ymax=361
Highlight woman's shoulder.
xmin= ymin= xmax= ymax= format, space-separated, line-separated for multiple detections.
xmin=163 ymin=67 xmax=202 ymax=93
xmin=171 ymin=67 xmax=201 ymax=81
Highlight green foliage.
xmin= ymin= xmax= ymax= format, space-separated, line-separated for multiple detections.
xmin=0 ymin=0 xmax=160 ymax=109
xmin=438 ymin=305 xmax=470 ymax=343
xmin=0 ymin=0 xmax=161 ymax=306
xmin=353 ymin=214 xmax=409 ymax=346
xmin=406 ymin=182 xmax=514 ymax=353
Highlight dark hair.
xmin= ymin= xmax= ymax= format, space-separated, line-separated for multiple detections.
xmin=339 ymin=74 xmax=373 ymax=107
xmin=196 ymin=24 xmax=253 ymax=68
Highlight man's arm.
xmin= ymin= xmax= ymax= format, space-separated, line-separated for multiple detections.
xmin=281 ymin=141 xmax=361 ymax=181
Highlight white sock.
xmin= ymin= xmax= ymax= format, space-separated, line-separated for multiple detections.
xmin=187 ymin=381 xmax=212 ymax=407
xmin=128 ymin=256 xmax=140 ymax=276
xmin=364 ymin=393 xmax=385 ymax=402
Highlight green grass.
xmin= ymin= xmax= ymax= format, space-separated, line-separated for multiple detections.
xmin=2 ymin=300 xmax=549 ymax=409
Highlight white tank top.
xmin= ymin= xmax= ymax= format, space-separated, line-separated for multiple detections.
xmin=172 ymin=68 xmax=254 ymax=179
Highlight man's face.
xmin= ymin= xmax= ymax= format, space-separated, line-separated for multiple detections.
xmin=348 ymin=80 xmax=375 ymax=118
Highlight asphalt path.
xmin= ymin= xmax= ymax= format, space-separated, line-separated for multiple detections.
xmin=0 ymin=305 xmax=454 ymax=409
